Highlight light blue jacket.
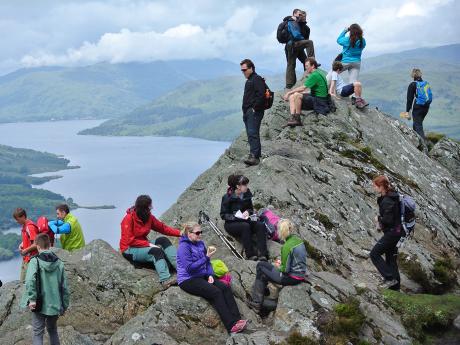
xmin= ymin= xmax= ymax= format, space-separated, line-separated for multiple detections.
xmin=337 ymin=29 xmax=366 ymax=63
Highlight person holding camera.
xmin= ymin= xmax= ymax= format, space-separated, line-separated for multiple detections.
xmin=20 ymin=233 xmax=69 ymax=345
xmin=336 ymin=24 xmax=366 ymax=84
xmin=220 ymin=174 xmax=269 ymax=261
xmin=177 ymin=222 xmax=248 ymax=334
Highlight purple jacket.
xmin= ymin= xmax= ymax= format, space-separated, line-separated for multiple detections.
xmin=177 ymin=235 xmax=214 ymax=285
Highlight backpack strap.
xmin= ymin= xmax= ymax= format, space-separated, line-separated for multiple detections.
xmin=399 ymin=194 xmax=409 ymax=237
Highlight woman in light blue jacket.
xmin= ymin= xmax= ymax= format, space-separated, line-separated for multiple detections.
xmin=337 ymin=23 xmax=366 ymax=83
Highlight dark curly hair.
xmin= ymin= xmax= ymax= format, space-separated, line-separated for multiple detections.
xmin=349 ymin=23 xmax=363 ymax=48
xmin=134 ymin=195 xmax=152 ymax=224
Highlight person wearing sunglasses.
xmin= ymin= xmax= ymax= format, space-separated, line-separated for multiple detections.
xmin=220 ymin=174 xmax=268 ymax=261
xmin=177 ymin=222 xmax=248 ymax=334
xmin=120 ymin=195 xmax=180 ymax=289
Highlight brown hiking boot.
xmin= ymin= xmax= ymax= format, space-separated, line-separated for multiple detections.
xmin=160 ymin=276 xmax=177 ymax=290
xmin=287 ymin=114 xmax=302 ymax=127
xmin=244 ymin=155 xmax=260 ymax=166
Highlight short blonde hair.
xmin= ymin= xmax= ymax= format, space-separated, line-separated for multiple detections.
xmin=411 ymin=68 xmax=422 ymax=79
xmin=181 ymin=221 xmax=200 ymax=235
xmin=278 ymin=219 xmax=295 ymax=241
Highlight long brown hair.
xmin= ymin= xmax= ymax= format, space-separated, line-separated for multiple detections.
xmin=349 ymin=23 xmax=363 ymax=48
xmin=372 ymin=175 xmax=394 ymax=194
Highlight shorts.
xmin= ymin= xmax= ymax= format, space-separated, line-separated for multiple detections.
xmin=339 ymin=84 xmax=354 ymax=97
xmin=301 ymin=94 xmax=314 ymax=110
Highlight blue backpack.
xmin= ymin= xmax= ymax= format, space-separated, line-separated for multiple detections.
xmin=415 ymin=81 xmax=432 ymax=106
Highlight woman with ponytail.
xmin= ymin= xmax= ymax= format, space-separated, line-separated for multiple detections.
xmin=220 ymin=174 xmax=268 ymax=261
xmin=336 ymin=23 xmax=366 ymax=84
xmin=369 ymin=175 xmax=402 ymax=290
xmin=120 ymin=194 xmax=180 ymax=289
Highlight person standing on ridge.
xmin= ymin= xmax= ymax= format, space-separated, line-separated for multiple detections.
xmin=48 ymin=204 xmax=85 ymax=251
xmin=240 ymin=58 xmax=266 ymax=166
xmin=13 ymin=208 xmax=39 ymax=282
xmin=369 ymin=175 xmax=402 ymax=291
xmin=336 ymin=24 xmax=366 ymax=87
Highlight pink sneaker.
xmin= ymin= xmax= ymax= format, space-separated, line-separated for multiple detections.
xmin=230 ymin=319 xmax=248 ymax=333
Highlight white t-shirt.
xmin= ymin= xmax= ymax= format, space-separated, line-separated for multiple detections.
xmin=326 ymin=71 xmax=346 ymax=93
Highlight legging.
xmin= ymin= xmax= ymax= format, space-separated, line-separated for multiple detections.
xmin=224 ymin=220 xmax=268 ymax=258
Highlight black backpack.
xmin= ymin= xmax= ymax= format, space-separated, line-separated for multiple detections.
xmin=263 ymin=78 xmax=274 ymax=110
xmin=277 ymin=19 xmax=290 ymax=44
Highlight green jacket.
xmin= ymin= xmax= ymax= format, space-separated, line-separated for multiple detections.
xmin=61 ymin=213 xmax=85 ymax=251
xmin=280 ymin=235 xmax=306 ymax=274
xmin=21 ymin=250 xmax=70 ymax=316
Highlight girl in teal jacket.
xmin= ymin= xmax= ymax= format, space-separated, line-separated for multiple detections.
xmin=337 ymin=23 xmax=366 ymax=83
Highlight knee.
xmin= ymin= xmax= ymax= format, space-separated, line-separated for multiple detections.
xmin=148 ymin=247 xmax=166 ymax=261
xmin=155 ymin=236 xmax=173 ymax=249
xmin=354 ymin=81 xmax=361 ymax=87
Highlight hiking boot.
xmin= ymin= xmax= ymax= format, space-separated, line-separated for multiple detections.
xmin=244 ymin=155 xmax=260 ymax=166
xmin=351 ymin=96 xmax=356 ymax=105
xmin=355 ymin=98 xmax=369 ymax=109
xmin=230 ymin=319 xmax=248 ymax=334
xmin=287 ymin=114 xmax=302 ymax=127
xmin=379 ymin=279 xmax=399 ymax=289
xmin=246 ymin=299 xmax=262 ymax=313
xmin=160 ymin=276 xmax=177 ymax=290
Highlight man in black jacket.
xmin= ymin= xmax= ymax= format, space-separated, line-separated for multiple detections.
xmin=240 ymin=59 xmax=266 ymax=166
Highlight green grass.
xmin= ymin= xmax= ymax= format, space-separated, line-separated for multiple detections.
xmin=282 ymin=331 xmax=319 ymax=345
xmin=383 ymin=290 xmax=460 ymax=343
xmin=433 ymin=258 xmax=458 ymax=292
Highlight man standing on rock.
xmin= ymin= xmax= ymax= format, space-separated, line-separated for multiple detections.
xmin=13 ymin=208 xmax=39 ymax=282
xmin=241 ymin=59 xmax=266 ymax=166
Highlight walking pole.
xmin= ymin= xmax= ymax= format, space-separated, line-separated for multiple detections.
xmin=198 ymin=211 xmax=244 ymax=260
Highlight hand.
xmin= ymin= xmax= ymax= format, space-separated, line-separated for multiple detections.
xmin=242 ymin=211 xmax=250 ymax=220
xmin=206 ymin=247 xmax=216 ymax=257
xmin=274 ymin=259 xmax=281 ymax=268
xmin=18 ymin=243 xmax=23 ymax=251
xmin=283 ymin=93 xmax=290 ymax=101
xmin=28 ymin=301 xmax=37 ymax=311
xmin=208 ymin=276 xmax=214 ymax=284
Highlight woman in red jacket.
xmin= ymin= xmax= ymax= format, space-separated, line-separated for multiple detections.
xmin=120 ymin=195 xmax=180 ymax=288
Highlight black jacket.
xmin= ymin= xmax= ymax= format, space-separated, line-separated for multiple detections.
xmin=406 ymin=78 xmax=430 ymax=112
xmin=220 ymin=189 xmax=254 ymax=222
xmin=377 ymin=191 xmax=402 ymax=234
xmin=242 ymin=72 xmax=266 ymax=113
xmin=298 ymin=21 xmax=310 ymax=40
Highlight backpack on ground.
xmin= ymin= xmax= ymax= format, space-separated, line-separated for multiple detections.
xmin=258 ymin=208 xmax=280 ymax=241
xmin=37 ymin=216 xmax=55 ymax=246
xmin=276 ymin=19 xmax=290 ymax=44
xmin=399 ymin=194 xmax=416 ymax=237
xmin=415 ymin=80 xmax=433 ymax=106
xmin=211 ymin=259 xmax=229 ymax=278
xmin=263 ymin=78 xmax=275 ymax=110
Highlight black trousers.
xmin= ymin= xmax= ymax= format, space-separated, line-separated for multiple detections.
xmin=256 ymin=261 xmax=301 ymax=285
xmin=179 ymin=277 xmax=241 ymax=332
xmin=370 ymin=232 xmax=401 ymax=288
xmin=225 ymin=220 xmax=268 ymax=258
xmin=412 ymin=105 xmax=429 ymax=140
xmin=243 ymin=108 xmax=264 ymax=158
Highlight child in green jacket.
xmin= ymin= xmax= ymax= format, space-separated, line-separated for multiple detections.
xmin=21 ymin=233 xmax=69 ymax=345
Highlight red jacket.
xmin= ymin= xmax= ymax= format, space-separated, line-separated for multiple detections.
xmin=21 ymin=219 xmax=39 ymax=263
xmin=119 ymin=208 xmax=180 ymax=252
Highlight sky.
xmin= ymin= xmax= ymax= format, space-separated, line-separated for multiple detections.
xmin=1 ymin=0 xmax=459 ymax=75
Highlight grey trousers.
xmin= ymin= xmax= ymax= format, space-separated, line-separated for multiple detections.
xmin=341 ymin=62 xmax=361 ymax=83
xmin=32 ymin=313 xmax=60 ymax=345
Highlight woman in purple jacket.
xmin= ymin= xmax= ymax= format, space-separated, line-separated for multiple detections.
xmin=177 ymin=222 xmax=247 ymax=334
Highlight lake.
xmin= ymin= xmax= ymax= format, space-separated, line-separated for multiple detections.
xmin=0 ymin=120 xmax=230 ymax=282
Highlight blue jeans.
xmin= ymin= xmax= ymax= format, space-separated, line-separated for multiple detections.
xmin=243 ymin=108 xmax=264 ymax=158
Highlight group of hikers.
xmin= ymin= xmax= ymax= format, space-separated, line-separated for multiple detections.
xmin=240 ymin=8 xmax=432 ymax=166
xmin=8 ymin=9 xmax=425 ymax=344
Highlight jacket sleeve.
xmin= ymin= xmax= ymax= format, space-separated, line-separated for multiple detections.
xmin=220 ymin=195 xmax=235 ymax=221
xmin=337 ymin=29 xmax=348 ymax=47
xmin=48 ymin=220 xmax=71 ymax=234
xmin=24 ymin=258 xmax=38 ymax=303
xmin=120 ymin=214 xmax=149 ymax=248
xmin=406 ymin=82 xmax=416 ymax=112
xmin=288 ymin=21 xmax=304 ymax=41
xmin=284 ymin=252 xmax=293 ymax=274
xmin=206 ymin=258 xmax=214 ymax=277
xmin=253 ymin=76 xmax=266 ymax=111
xmin=178 ymin=244 xmax=210 ymax=275
xmin=61 ymin=265 xmax=70 ymax=311
xmin=150 ymin=215 xmax=181 ymax=237
xmin=379 ymin=197 xmax=397 ymax=228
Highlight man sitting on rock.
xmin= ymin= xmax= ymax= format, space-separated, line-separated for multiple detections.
xmin=283 ymin=57 xmax=330 ymax=127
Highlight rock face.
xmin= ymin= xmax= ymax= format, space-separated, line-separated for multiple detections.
xmin=0 ymin=92 xmax=459 ymax=344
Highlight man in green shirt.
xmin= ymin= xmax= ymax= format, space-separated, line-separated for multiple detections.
xmin=283 ymin=57 xmax=330 ymax=126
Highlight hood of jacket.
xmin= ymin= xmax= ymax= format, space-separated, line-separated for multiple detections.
xmin=36 ymin=250 xmax=61 ymax=272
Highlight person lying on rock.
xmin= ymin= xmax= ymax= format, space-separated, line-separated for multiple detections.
xmin=247 ymin=219 xmax=307 ymax=313
xmin=220 ymin=174 xmax=269 ymax=261
xmin=48 ymin=204 xmax=85 ymax=252
xmin=177 ymin=222 xmax=248 ymax=334
xmin=120 ymin=194 xmax=180 ymax=289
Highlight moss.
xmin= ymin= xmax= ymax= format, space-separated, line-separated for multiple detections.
xmin=282 ymin=331 xmax=319 ymax=345
xmin=314 ymin=212 xmax=334 ymax=230
xmin=304 ymin=240 xmax=322 ymax=261
xmin=426 ymin=132 xmax=446 ymax=145
xmin=383 ymin=290 xmax=460 ymax=343
xmin=333 ymin=132 xmax=350 ymax=142
xmin=335 ymin=234 xmax=344 ymax=246
xmin=357 ymin=341 xmax=372 ymax=345
xmin=433 ymin=257 xmax=457 ymax=291
xmin=252 ymin=202 xmax=264 ymax=212
xmin=398 ymin=253 xmax=432 ymax=292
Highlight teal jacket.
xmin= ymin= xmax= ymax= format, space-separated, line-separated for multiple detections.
xmin=21 ymin=250 xmax=70 ymax=316
xmin=337 ymin=29 xmax=366 ymax=63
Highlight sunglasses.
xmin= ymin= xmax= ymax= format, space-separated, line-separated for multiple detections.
xmin=241 ymin=68 xmax=249 ymax=72
xmin=192 ymin=231 xmax=203 ymax=235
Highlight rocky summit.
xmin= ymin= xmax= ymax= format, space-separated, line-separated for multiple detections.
xmin=1 ymin=90 xmax=459 ymax=345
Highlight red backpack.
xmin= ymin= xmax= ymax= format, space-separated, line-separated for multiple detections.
xmin=36 ymin=216 xmax=55 ymax=246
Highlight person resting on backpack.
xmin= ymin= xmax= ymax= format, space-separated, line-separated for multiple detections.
xmin=327 ymin=61 xmax=368 ymax=109
xmin=220 ymin=174 xmax=268 ymax=261
xmin=177 ymin=222 xmax=248 ymax=334
xmin=13 ymin=208 xmax=39 ymax=282
xmin=283 ymin=57 xmax=331 ymax=126
xmin=247 ymin=219 xmax=307 ymax=313
xmin=48 ymin=204 xmax=85 ymax=252
xmin=120 ymin=195 xmax=180 ymax=289
xmin=369 ymin=175 xmax=402 ymax=291
xmin=401 ymin=68 xmax=432 ymax=141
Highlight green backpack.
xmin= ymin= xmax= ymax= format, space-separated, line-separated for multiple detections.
xmin=211 ymin=259 xmax=229 ymax=278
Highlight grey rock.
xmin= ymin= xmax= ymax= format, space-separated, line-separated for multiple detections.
xmin=430 ymin=137 xmax=460 ymax=180
xmin=454 ymin=314 xmax=460 ymax=331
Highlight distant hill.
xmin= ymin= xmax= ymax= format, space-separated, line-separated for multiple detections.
xmin=0 ymin=59 xmax=241 ymax=122
xmin=81 ymin=74 xmax=285 ymax=141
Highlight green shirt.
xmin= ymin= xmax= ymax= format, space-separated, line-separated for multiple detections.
xmin=304 ymin=70 xmax=328 ymax=98
xmin=60 ymin=213 xmax=85 ymax=251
